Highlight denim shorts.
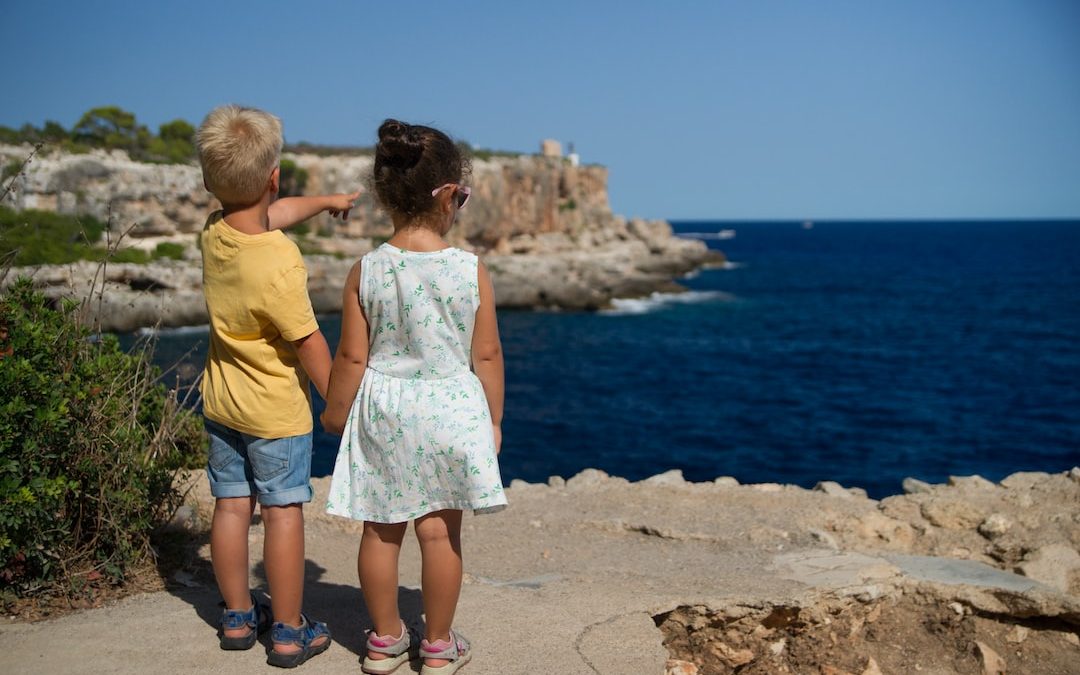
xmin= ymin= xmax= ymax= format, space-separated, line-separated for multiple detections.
xmin=204 ymin=418 xmax=314 ymax=506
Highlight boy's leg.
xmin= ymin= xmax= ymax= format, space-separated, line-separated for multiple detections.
xmin=211 ymin=495 xmax=258 ymax=638
xmin=262 ymin=503 xmax=309 ymax=653
xmin=360 ymin=520 xmax=408 ymax=655
xmin=415 ymin=509 xmax=463 ymax=666
xmin=205 ymin=419 xmax=260 ymax=638
xmin=249 ymin=431 xmax=325 ymax=656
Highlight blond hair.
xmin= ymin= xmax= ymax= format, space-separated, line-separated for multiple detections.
xmin=196 ymin=105 xmax=283 ymax=206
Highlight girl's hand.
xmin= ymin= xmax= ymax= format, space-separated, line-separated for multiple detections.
xmin=327 ymin=189 xmax=362 ymax=221
xmin=492 ymin=425 xmax=502 ymax=455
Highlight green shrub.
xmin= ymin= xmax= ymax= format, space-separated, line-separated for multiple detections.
xmin=2 ymin=160 xmax=22 ymax=182
xmin=0 ymin=279 xmax=205 ymax=597
xmin=0 ymin=207 xmax=108 ymax=266
xmin=152 ymin=242 xmax=185 ymax=261
xmin=96 ymin=248 xmax=150 ymax=264
xmin=0 ymin=207 xmax=191 ymax=266
xmin=279 ymin=159 xmax=308 ymax=197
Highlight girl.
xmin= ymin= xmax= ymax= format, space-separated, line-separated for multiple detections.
xmin=321 ymin=119 xmax=507 ymax=675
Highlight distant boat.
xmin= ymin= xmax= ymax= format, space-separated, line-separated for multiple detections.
xmin=802 ymin=221 xmax=814 ymax=230
xmin=718 ymin=229 xmax=736 ymax=240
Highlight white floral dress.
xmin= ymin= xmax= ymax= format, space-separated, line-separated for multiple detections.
xmin=326 ymin=244 xmax=507 ymax=523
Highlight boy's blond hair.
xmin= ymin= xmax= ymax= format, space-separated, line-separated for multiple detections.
xmin=196 ymin=105 xmax=283 ymax=206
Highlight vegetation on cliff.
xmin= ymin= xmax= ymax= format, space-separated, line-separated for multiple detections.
xmin=1 ymin=107 xmax=528 ymax=168
xmin=0 ymin=279 xmax=205 ymax=600
xmin=0 ymin=206 xmax=185 ymax=266
xmin=1 ymin=106 xmax=197 ymax=165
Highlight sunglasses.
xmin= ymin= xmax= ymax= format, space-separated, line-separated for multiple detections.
xmin=431 ymin=183 xmax=471 ymax=209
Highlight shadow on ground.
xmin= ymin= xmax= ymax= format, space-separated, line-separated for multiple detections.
xmin=159 ymin=534 xmax=424 ymax=658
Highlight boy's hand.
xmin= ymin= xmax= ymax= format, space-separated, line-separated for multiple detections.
xmin=320 ymin=409 xmax=344 ymax=435
xmin=268 ymin=189 xmax=362 ymax=231
xmin=327 ymin=190 xmax=362 ymax=221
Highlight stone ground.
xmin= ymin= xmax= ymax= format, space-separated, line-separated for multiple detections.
xmin=1 ymin=469 xmax=1078 ymax=674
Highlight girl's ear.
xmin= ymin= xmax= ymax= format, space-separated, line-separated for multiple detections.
xmin=437 ymin=189 xmax=453 ymax=215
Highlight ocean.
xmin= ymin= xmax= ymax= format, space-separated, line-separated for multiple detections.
xmin=143 ymin=220 xmax=1080 ymax=498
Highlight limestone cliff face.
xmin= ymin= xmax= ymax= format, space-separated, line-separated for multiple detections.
xmin=2 ymin=144 xmax=615 ymax=248
xmin=1 ymin=144 xmax=718 ymax=328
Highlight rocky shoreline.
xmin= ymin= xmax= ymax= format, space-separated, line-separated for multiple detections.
xmin=2 ymin=466 xmax=1076 ymax=674
xmin=1 ymin=144 xmax=721 ymax=330
xmin=1 ymin=219 xmax=718 ymax=332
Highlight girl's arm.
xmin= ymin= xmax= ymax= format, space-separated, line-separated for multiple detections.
xmin=471 ymin=261 xmax=504 ymax=454
xmin=268 ymin=190 xmax=361 ymax=231
xmin=320 ymin=261 xmax=369 ymax=435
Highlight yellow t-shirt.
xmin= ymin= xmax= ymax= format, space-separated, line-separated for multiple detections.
xmin=200 ymin=211 xmax=319 ymax=438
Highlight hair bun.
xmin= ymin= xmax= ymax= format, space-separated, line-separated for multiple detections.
xmin=377 ymin=119 xmax=423 ymax=170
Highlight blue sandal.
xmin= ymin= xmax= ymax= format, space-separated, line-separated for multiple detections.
xmin=218 ymin=594 xmax=271 ymax=650
xmin=266 ymin=613 xmax=332 ymax=668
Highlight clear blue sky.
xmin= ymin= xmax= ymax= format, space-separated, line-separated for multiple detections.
xmin=3 ymin=1 xmax=1078 ymax=220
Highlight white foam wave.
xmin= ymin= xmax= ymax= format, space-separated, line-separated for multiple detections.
xmin=136 ymin=324 xmax=210 ymax=337
xmin=699 ymin=260 xmax=744 ymax=271
xmin=677 ymin=229 xmax=736 ymax=240
xmin=602 ymin=290 xmax=733 ymax=316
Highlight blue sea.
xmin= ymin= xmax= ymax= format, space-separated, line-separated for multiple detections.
xmin=143 ymin=220 xmax=1080 ymax=498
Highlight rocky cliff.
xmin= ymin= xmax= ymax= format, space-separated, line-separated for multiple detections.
xmin=1 ymin=144 xmax=719 ymax=329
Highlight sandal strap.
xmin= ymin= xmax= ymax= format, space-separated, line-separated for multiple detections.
xmin=272 ymin=613 xmax=330 ymax=646
xmin=365 ymin=621 xmax=411 ymax=656
xmin=420 ymin=629 xmax=469 ymax=661
xmin=221 ymin=593 xmax=266 ymax=630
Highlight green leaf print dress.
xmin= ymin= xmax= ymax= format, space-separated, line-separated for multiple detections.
xmin=326 ymin=244 xmax=507 ymax=523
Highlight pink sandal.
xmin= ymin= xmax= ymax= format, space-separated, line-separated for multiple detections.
xmin=420 ymin=629 xmax=471 ymax=675
xmin=362 ymin=621 xmax=418 ymax=674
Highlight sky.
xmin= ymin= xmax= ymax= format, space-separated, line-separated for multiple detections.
xmin=2 ymin=1 xmax=1078 ymax=220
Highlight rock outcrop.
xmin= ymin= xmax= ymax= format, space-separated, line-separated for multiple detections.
xmin=1 ymin=467 xmax=1076 ymax=673
xmin=1 ymin=144 xmax=719 ymax=327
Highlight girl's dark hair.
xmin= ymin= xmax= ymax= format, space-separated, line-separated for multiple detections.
xmin=373 ymin=119 xmax=471 ymax=218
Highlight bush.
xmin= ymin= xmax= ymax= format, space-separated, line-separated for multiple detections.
xmin=0 ymin=279 xmax=205 ymax=597
xmin=95 ymin=248 xmax=150 ymax=264
xmin=0 ymin=206 xmax=108 ymax=266
xmin=0 ymin=207 xmax=191 ymax=266
xmin=3 ymin=108 xmax=197 ymax=165
xmin=153 ymin=242 xmax=185 ymax=261
xmin=279 ymin=159 xmax=308 ymax=197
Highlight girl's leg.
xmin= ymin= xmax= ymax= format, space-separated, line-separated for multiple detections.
xmin=415 ymin=509 xmax=463 ymax=667
xmin=210 ymin=496 xmax=257 ymax=639
xmin=360 ymin=520 xmax=408 ymax=660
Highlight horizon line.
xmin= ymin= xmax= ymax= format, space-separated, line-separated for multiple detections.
xmin=666 ymin=216 xmax=1080 ymax=224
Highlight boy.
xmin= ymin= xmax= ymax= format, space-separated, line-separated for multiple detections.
xmin=195 ymin=104 xmax=357 ymax=668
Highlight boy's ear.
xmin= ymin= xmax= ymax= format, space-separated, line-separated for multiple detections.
xmin=269 ymin=167 xmax=281 ymax=197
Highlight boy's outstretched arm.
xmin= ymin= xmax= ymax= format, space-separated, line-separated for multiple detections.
xmin=292 ymin=329 xmax=332 ymax=400
xmin=320 ymin=261 xmax=369 ymax=435
xmin=471 ymin=261 xmax=504 ymax=454
xmin=268 ymin=190 xmax=361 ymax=231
